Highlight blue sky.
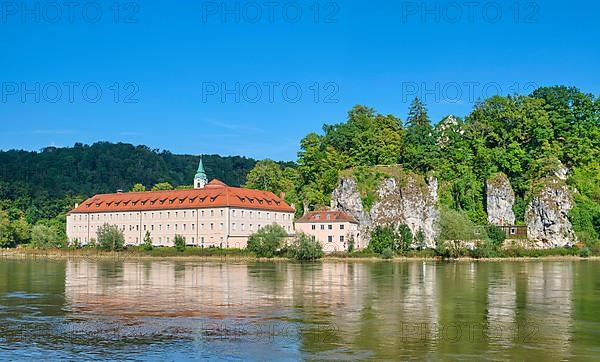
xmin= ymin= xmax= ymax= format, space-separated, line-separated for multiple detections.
xmin=1 ymin=0 xmax=599 ymax=161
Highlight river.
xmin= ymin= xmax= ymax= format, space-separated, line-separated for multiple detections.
xmin=0 ymin=258 xmax=599 ymax=360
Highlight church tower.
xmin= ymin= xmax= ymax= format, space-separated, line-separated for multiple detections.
xmin=194 ymin=157 xmax=208 ymax=189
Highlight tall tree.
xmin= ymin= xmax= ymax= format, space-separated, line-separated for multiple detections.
xmin=402 ymin=98 xmax=439 ymax=173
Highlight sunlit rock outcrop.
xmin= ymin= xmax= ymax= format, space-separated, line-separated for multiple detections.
xmin=331 ymin=168 xmax=439 ymax=248
xmin=525 ymin=177 xmax=577 ymax=248
xmin=486 ymin=173 xmax=516 ymax=226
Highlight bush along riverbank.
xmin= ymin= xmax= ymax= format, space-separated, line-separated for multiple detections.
xmin=2 ymin=224 xmax=598 ymax=261
xmin=2 ymin=243 xmax=598 ymax=261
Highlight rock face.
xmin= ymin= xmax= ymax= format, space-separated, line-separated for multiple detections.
xmin=331 ymin=177 xmax=371 ymax=227
xmin=330 ymin=177 xmax=372 ymax=248
xmin=486 ymin=173 xmax=516 ymax=226
xmin=525 ymin=178 xmax=577 ymax=248
xmin=331 ymin=173 xmax=439 ymax=248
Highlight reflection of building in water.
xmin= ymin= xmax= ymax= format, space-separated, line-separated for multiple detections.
xmin=65 ymin=260 xmax=368 ymax=317
xmin=65 ymin=259 xmax=267 ymax=318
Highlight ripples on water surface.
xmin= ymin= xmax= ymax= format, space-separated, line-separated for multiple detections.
xmin=0 ymin=258 xmax=599 ymax=360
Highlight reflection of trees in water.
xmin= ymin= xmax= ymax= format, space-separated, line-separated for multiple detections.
xmin=434 ymin=262 xmax=491 ymax=357
xmin=246 ymin=261 xmax=291 ymax=297
xmin=570 ymin=262 xmax=600 ymax=359
xmin=0 ymin=258 xmax=67 ymax=345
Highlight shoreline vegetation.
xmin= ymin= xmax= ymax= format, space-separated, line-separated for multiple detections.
xmin=2 ymin=246 xmax=599 ymax=262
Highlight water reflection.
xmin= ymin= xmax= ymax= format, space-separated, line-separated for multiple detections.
xmin=1 ymin=258 xmax=599 ymax=360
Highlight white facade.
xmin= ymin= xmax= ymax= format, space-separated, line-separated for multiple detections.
xmin=67 ymin=206 xmax=294 ymax=248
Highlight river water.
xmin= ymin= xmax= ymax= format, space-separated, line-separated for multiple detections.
xmin=0 ymin=258 xmax=599 ymax=360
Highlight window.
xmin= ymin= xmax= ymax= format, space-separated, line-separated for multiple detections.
xmin=183 ymin=224 xmax=186 ymax=231
xmin=267 ymin=213 xmax=270 ymax=219
xmin=167 ymin=224 xmax=170 ymax=231
xmin=340 ymin=224 xmax=345 ymax=230
xmin=202 ymin=210 xmax=205 ymax=217
xmin=211 ymin=210 xmax=214 ymax=217
xmin=326 ymin=214 xmax=331 ymax=220
xmin=320 ymin=225 xmax=325 ymax=230
xmin=311 ymin=225 xmax=316 ymax=230
xmin=175 ymin=224 xmax=178 ymax=231
xmin=192 ymin=224 xmax=195 ymax=231
xmin=340 ymin=236 xmax=344 ymax=243
xmin=232 ymin=223 xmax=236 ymax=231
xmin=250 ymin=224 xmax=253 ymax=230
xmin=192 ymin=237 xmax=195 ymax=244
xmin=151 ymin=225 xmax=154 ymax=231
xmin=219 ymin=223 xmax=223 ymax=230
xmin=315 ymin=214 xmax=320 ymax=220
xmin=210 ymin=223 xmax=214 ymax=230
xmin=232 ymin=210 xmax=236 ymax=217
xmin=159 ymin=225 xmax=162 ymax=231
xmin=328 ymin=225 xmax=333 ymax=230
xmin=220 ymin=210 xmax=224 ymax=216
xmin=242 ymin=224 xmax=245 ymax=231
xmin=511 ymin=228 xmax=517 ymax=235
xmin=328 ymin=236 xmax=333 ymax=243
xmin=201 ymin=223 xmax=205 ymax=230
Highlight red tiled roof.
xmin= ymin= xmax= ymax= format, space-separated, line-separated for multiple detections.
xmin=296 ymin=210 xmax=358 ymax=224
xmin=69 ymin=180 xmax=295 ymax=214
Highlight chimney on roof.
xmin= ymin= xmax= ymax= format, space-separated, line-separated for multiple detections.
xmin=75 ymin=203 xmax=79 ymax=208
xmin=279 ymin=192 xmax=285 ymax=200
xmin=116 ymin=189 xmax=123 ymax=193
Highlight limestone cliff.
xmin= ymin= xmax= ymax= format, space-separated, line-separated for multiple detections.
xmin=525 ymin=177 xmax=577 ymax=248
xmin=486 ymin=173 xmax=516 ymax=226
xmin=331 ymin=168 xmax=439 ymax=248
xmin=330 ymin=177 xmax=372 ymax=248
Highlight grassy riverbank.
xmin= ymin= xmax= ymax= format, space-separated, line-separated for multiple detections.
xmin=1 ymin=246 xmax=599 ymax=261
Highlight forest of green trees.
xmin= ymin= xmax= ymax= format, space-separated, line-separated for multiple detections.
xmin=0 ymin=143 xmax=258 ymax=247
xmin=244 ymin=86 xmax=599 ymax=245
xmin=0 ymin=85 xmax=598 ymax=249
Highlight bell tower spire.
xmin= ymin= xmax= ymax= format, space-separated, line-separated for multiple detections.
xmin=194 ymin=156 xmax=208 ymax=189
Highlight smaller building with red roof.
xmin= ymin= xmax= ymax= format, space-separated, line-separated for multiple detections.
xmin=295 ymin=210 xmax=360 ymax=252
